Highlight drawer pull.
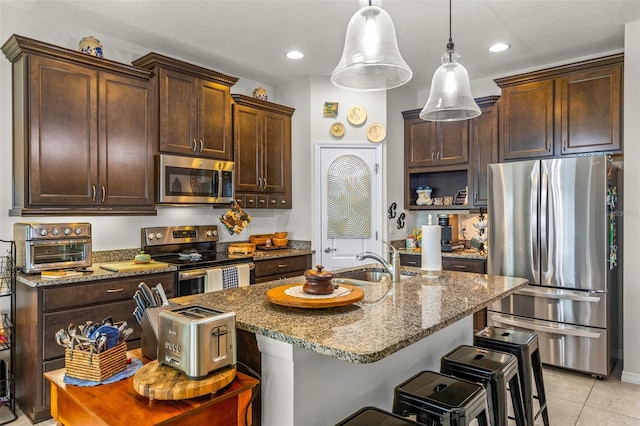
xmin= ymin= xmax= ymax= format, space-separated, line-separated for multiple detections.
xmin=106 ymin=288 xmax=125 ymax=293
xmin=277 ymin=264 xmax=288 ymax=268
xmin=406 ymin=261 xmax=418 ymax=265
xmin=452 ymin=265 xmax=466 ymax=269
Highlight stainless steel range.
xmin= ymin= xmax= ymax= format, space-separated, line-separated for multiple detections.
xmin=142 ymin=225 xmax=254 ymax=296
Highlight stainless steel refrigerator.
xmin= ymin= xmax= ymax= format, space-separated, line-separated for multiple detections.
xmin=487 ymin=157 xmax=621 ymax=377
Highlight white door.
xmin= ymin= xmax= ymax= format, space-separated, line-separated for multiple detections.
xmin=317 ymin=143 xmax=382 ymax=270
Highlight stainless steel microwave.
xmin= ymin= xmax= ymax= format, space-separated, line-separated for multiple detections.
xmin=156 ymin=154 xmax=234 ymax=205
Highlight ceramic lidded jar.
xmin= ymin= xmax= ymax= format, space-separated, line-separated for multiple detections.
xmin=79 ymin=36 xmax=103 ymax=57
xmin=302 ymin=264 xmax=334 ymax=295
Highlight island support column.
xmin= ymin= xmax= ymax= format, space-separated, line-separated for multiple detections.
xmin=256 ymin=316 xmax=473 ymax=426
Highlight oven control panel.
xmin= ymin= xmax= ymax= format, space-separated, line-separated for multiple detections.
xmin=142 ymin=225 xmax=219 ymax=246
xmin=14 ymin=222 xmax=91 ymax=240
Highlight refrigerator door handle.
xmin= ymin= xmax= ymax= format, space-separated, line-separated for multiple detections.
xmin=518 ymin=287 xmax=602 ymax=303
xmin=488 ymin=313 xmax=601 ymax=339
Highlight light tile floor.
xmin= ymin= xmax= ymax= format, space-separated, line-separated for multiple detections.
xmin=538 ymin=362 xmax=640 ymax=426
xmin=5 ymin=362 xmax=640 ymax=425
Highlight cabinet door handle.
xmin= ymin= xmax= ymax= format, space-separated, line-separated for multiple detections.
xmin=431 ymin=152 xmax=435 ymax=162
xmin=199 ymin=140 xmax=204 ymax=153
xmin=258 ymin=177 xmax=262 ymax=188
xmin=248 ymin=198 xmax=255 ymax=203
xmin=101 ymin=186 xmax=106 ymax=202
xmin=92 ymin=185 xmax=96 ymax=202
xmin=474 ymin=191 xmax=478 ymax=203
xmin=192 ymin=139 xmax=198 ymax=152
xmin=106 ymin=288 xmax=124 ymax=293
xmin=270 ymin=199 xmax=276 ymax=205
xmin=280 ymin=199 xmax=286 ymax=204
xmin=263 ymin=178 xmax=267 ymax=189
xmin=436 ymin=151 xmax=441 ymax=162
xmin=259 ymin=199 xmax=265 ymax=204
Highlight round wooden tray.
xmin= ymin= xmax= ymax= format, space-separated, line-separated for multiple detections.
xmin=266 ymin=283 xmax=364 ymax=309
xmin=133 ymin=360 xmax=236 ymax=400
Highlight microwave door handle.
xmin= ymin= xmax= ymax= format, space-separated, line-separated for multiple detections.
xmin=488 ymin=313 xmax=601 ymax=339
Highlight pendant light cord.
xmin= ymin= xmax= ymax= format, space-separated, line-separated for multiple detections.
xmin=447 ymin=0 xmax=455 ymax=58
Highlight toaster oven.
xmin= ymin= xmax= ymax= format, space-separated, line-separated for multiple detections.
xmin=157 ymin=304 xmax=236 ymax=379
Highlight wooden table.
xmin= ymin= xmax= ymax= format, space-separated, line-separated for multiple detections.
xmin=44 ymin=349 xmax=259 ymax=426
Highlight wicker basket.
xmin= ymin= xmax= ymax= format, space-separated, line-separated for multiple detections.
xmin=65 ymin=342 xmax=127 ymax=382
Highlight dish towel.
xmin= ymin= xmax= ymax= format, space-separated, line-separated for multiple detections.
xmin=205 ymin=264 xmax=251 ymax=292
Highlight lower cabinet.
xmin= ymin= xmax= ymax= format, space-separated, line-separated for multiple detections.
xmin=16 ymin=272 xmax=175 ymax=423
xmin=400 ymin=253 xmax=487 ymax=331
xmin=254 ymin=255 xmax=312 ymax=284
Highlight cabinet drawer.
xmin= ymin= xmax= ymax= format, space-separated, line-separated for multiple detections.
xmin=254 ymin=255 xmax=310 ymax=278
xmin=43 ymin=299 xmax=142 ymax=360
xmin=442 ymin=258 xmax=486 ymax=273
xmin=400 ymin=254 xmax=421 ymax=267
xmin=42 ymin=272 xmax=174 ymax=311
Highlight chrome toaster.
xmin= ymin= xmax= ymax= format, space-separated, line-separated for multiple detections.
xmin=157 ymin=304 xmax=236 ymax=379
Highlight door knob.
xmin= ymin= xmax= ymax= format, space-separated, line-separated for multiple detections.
xmin=324 ymin=247 xmax=337 ymax=253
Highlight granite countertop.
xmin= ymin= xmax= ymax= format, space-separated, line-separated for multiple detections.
xmin=16 ymin=262 xmax=177 ymax=287
xmin=252 ymin=248 xmax=313 ymax=260
xmin=397 ymin=248 xmax=487 ymax=260
xmin=172 ymin=264 xmax=527 ymax=364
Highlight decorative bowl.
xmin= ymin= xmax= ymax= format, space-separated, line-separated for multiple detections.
xmin=432 ymin=197 xmax=444 ymax=206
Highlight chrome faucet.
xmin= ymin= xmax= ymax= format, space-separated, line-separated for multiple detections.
xmin=356 ymin=241 xmax=401 ymax=283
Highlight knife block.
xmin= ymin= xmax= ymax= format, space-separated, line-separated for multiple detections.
xmin=140 ymin=306 xmax=170 ymax=360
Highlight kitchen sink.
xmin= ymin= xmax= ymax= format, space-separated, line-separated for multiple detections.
xmin=333 ymin=268 xmax=415 ymax=286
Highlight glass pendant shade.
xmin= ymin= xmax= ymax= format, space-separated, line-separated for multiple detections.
xmin=331 ymin=5 xmax=412 ymax=91
xmin=420 ymin=49 xmax=481 ymax=121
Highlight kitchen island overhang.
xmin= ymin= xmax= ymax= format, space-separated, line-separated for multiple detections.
xmin=172 ymin=265 xmax=527 ymax=425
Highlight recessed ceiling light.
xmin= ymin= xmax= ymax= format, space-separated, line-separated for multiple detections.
xmin=286 ymin=50 xmax=304 ymax=60
xmin=488 ymin=43 xmax=510 ymax=53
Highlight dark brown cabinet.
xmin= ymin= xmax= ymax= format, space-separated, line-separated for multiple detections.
xmin=15 ymin=272 xmax=175 ymax=423
xmin=232 ymin=95 xmax=295 ymax=209
xmin=2 ymin=35 xmax=156 ymax=215
xmin=403 ymin=110 xmax=469 ymax=168
xmin=496 ymin=54 xmax=623 ymax=160
xmin=133 ymin=53 xmax=238 ymax=161
xmin=254 ymin=255 xmax=311 ymax=283
xmin=469 ymin=97 xmax=500 ymax=207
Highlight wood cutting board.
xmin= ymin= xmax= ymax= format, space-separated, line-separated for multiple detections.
xmin=133 ymin=360 xmax=236 ymax=400
xmin=266 ymin=283 xmax=364 ymax=309
xmin=99 ymin=260 xmax=169 ymax=272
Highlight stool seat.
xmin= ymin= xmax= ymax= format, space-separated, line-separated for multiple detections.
xmin=335 ymin=406 xmax=421 ymax=425
xmin=475 ymin=326 xmax=550 ymax=426
xmin=441 ymin=345 xmax=526 ymax=426
xmin=393 ymin=370 xmax=490 ymax=426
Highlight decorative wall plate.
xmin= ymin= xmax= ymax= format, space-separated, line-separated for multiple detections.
xmin=367 ymin=122 xmax=386 ymax=143
xmin=347 ymin=105 xmax=367 ymax=125
xmin=330 ymin=122 xmax=345 ymax=137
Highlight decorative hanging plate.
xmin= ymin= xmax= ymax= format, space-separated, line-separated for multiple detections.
xmin=347 ymin=105 xmax=367 ymax=125
xmin=330 ymin=122 xmax=345 ymax=137
xmin=367 ymin=122 xmax=386 ymax=143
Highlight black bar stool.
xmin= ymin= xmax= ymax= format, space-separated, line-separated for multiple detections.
xmin=335 ymin=406 xmax=422 ymax=425
xmin=392 ymin=370 xmax=490 ymax=426
xmin=474 ymin=326 xmax=550 ymax=426
xmin=441 ymin=345 xmax=526 ymax=426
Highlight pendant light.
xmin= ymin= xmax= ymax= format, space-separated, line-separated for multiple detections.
xmin=420 ymin=0 xmax=480 ymax=121
xmin=331 ymin=0 xmax=412 ymax=91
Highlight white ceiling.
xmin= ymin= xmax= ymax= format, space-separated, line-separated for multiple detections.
xmin=10 ymin=1 xmax=640 ymax=92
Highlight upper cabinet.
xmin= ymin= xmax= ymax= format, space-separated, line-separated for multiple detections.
xmin=403 ymin=110 xmax=469 ymax=168
xmin=496 ymin=54 xmax=623 ymax=160
xmin=132 ymin=53 xmax=238 ymax=161
xmin=232 ymin=95 xmax=294 ymax=209
xmin=469 ymin=97 xmax=500 ymax=207
xmin=2 ymin=35 xmax=156 ymax=216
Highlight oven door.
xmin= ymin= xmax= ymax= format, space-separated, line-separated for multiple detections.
xmin=22 ymin=238 xmax=92 ymax=273
xmin=177 ymin=263 xmax=255 ymax=296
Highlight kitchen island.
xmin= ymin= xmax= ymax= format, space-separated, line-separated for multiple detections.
xmin=173 ymin=265 xmax=527 ymax=425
